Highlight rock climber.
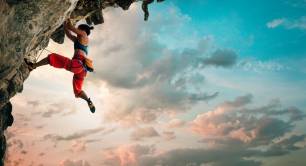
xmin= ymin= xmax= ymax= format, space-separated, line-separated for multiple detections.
xmin=25 ymin=19 xmax=96 ymax=113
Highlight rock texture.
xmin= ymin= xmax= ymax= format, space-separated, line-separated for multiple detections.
xmin=0 ymin=0 xmax=163 ymax=165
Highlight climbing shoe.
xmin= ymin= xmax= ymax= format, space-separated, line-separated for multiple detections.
xmin=24 ymin=58 xmax=36 ymax=71
xmin=87 ymin=98 xmax=95 ymax=113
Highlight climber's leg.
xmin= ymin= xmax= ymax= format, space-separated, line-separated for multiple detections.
xmin=78 ymin=91 xmax=95 ymax=113
xmin=24 ymin=57 xmax=48 ymax=71
xmin=73 ymin=74 xmax=84 ymax=98
xmin=47 ymin=53 xmax=71 ymax=70
xmin=26 ymin=53 xmax=69 ymax=71
xmin=33 ymin=57 xmax=49 ymax=69
xmin=73 ymin=72 xmax=95 ymax=113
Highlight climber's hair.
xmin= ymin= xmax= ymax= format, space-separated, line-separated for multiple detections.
xmin=78 ymin=24 xmax=94 ymax=35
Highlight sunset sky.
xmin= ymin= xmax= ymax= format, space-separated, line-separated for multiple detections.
xmin=5 ymin=0 xmax=306 ymax=166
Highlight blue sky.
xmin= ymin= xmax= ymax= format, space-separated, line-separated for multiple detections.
xmin=6 ymin=1 xmax=306 ymax=166
xmin=167 ymin=0 xmax=306 ymax=60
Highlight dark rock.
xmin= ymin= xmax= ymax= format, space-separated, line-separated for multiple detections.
xmin=90 ymin=10 xmax=104 ymax=25
xmin=0 ymin=102 xmax=13 ymax=166
xmin=115 ymin=0 xmax=134 ymax=10
xmin=1 ymin=102 xmax=13 ymax=130
xmin=50 ymin=25 xmax=65 ymax=44
xmin=0 ymin=134 xmax=6 ymax=166
xmin=85 ymin=10 xmax=104 ymax=25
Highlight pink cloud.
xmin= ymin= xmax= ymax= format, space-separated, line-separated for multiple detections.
xmin=162 ymin=131 xmax=176 ymax=141
xmin=70 ymin=140 xmax=87 ymax=153
xmin=166 ymin=119 xmax=186 ymax=128
xmin=191 ymin=95 xmax=298 ymax=144
xmin=102 ymin=144 xmax=154 ymax=166
xmin=59 ymin=159 xmax=90 ymax=166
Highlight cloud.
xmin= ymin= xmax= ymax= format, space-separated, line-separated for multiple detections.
xmin=100 ymin=104 xmax=305 ymax=166
xmin=87 ymin=6 xmax=237 ymax=125
xmin=7 ymin=139 xmax=24 ymax=150
xmin=43 ymin=127 xmax=105 ymax=143
xmin=139 ymin=147 xmax=262 ymax=166
xmin=41 ymin=108 xmax=62 ymax=118
xmin=70 ymin=140 xmax=87 ymax=153
xmin=285 ymin=16 xmax=306 ymax=29
xmin=162 ymin=131 xmax=176 ymax=141
xmin=23 ymin=98 xmax=77 ymax=118
xmin=267 ymin=16 xmax=306 ymax=30
xmin=59 ymin=159 xmax=91 ymax=166
xmin=191 ymin=95 xmax=304 ymax=145
xmin=27 ymin=100 xmax=40 ymax=107
xmin=202 ymin=49 xmax=238 ymax=68
xmin=101 ymin=144 xmax=262 ymax=166
xmin=237 ymin=59 xmax=290 ymax=72
xmin=166 ymin=119 xmax=186 ymax=128
xmin=102 ymin=144 xmax=155 ymax=166
xmin=219 ymin=94 xmax=252 ymax=108
xmin=130 ymin=127 xmax=159 ymax=141
xmin=267 ymin=18 xmax=285 ymax=28
xmin=188 ymin=92 xmax=219 ymax=102
xmin=264 ymin=134 xmax=306 ymax=156
xmin=188 ymin=94 xmax=306 ymax=164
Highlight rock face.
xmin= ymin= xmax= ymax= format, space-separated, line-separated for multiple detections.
xmin=0 ymin=0 xmax=163 ymax=165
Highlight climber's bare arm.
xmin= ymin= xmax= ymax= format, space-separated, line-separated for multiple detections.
xmin=64 ymin=22 xmax=77 ymax=42
xmin=65 ymin=19 xmax=87 ymax=37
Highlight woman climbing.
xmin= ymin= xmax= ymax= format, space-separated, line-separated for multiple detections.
xmin=26 ymin=19 xmax=95 ymax=113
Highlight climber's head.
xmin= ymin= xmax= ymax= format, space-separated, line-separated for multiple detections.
xmin=78 ymin=24 xmax=94 ymax=36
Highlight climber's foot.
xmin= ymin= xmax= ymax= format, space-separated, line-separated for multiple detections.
xmin=87 ymin=98 xmax=95 ymax=113
xmin=24 ymin=59 xmax=36 ymax=71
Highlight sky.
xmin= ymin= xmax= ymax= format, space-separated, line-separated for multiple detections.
xmin=5 ymin=0 xmax=306 ymax=166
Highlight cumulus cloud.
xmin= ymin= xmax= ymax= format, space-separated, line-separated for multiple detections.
xmin=102 ymin=145 xmax=261 ymax=166
xmin=191 ymin=94 xmax=306 ymax=153
xmin=191 ymin=95 xmax=305 ymax=145
xmin=102 ymin=144 xmax=155 ymax=166
xmin=86 ymin=5 xmax=238 ymax=125
xmin=97 ymin=94 xmax=305 ymax=166
xmin=130 ymin=127 xmax=159 ymax=141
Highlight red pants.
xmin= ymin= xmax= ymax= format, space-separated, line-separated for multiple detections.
xmin=48 ymin=53 xmax=87 ymax=97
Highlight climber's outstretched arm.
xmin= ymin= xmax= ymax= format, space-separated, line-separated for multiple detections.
xmin=65 ymin=19 xmax=87 ymax=37
xmin=64 ymin=22 xmax=77 ymax=42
